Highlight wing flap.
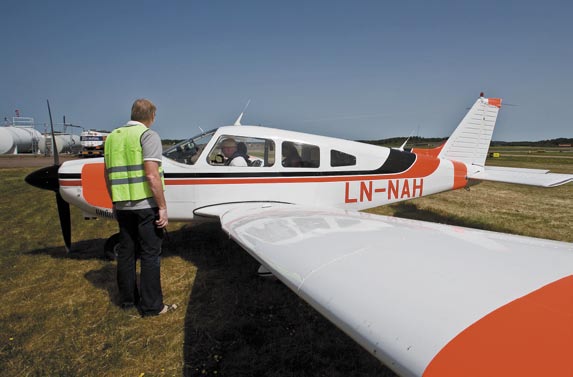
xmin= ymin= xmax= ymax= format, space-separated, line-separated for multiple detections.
xmin=218 ymin=203 xmax=573 ymax=377
xmin=470 ymin=166 xmax=573 ymax=187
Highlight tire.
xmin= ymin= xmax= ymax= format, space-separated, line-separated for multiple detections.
xmin=104 ymin=233 xmax=121 ymax=261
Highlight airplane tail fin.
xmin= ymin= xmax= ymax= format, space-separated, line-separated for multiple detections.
xmin=437 ymin=94 xmax=502 ymax=170
xmin=439 ymin=95 xmax=573 ymax=187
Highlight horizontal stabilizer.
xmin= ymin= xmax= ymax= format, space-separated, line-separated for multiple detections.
xmin=470 ymin=166 xmax=573 ymax=187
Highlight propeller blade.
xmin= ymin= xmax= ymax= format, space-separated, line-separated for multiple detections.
xmin=56 ymin=191 xmax=72 ymax=252
xmin=47 ymin=99 xmax=59 ymax=165
xmin=26 ymin=101 xmax=71 ymax=250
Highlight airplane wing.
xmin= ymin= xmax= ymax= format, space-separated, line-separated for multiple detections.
xmin=469 ymin=166 xmax=573 ymax=187
xmin=197 ymin=203 xmax=573 ymax=377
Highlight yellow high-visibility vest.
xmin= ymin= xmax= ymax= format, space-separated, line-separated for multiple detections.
xmin=104 ymin=124 xmax=164 ymax=202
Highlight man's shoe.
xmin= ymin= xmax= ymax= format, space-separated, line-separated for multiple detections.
xmin=158 ymin=303 xmax=178 ymax=315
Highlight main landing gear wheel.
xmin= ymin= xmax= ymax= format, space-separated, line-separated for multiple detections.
xmin=104 ymin=233 xmax=120 ymax=261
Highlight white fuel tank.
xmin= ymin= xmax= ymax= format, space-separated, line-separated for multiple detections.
xmin=0 ymin=126 xmax=43 ymax=154
xmin=39 ymin=134 xmax=82 ymax=155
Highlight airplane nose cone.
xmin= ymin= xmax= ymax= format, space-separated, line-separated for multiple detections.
xmin=25 ymin=165 xmax=60 ymax=192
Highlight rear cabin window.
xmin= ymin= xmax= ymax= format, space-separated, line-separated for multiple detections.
xmin=282 ymin=141 xmax=320 ymax=168
xmin=331 ymin=150 xmax=356 ymax=167
xmin=208 ymin=136 xmax=275 ymax=167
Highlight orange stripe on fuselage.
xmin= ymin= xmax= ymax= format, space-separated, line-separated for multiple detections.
xmin=451 ymin=161 xmax=467 ymax=190
xmin=411 ymin=143 xmax=445 ymax=158
xmin=81 ymin=163 xmax=112 ymax=208
xmin=423 ymin=275 xmax=573 ymax=377
xmin=61 ymin=180 xmax=82 ymax=187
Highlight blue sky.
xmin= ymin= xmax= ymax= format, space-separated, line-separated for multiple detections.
xmin=1 ymin=0 xmax=572 ymax=141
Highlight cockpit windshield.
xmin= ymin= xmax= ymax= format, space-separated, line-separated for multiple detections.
xmin=162 ymin=129 xmax=217 ymax=165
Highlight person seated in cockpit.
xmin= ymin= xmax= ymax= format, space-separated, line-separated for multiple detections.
xmin=221 ymin=138 xmax=248 ymax=166
xmin=189 ymin=145 xmax=204 ymax=164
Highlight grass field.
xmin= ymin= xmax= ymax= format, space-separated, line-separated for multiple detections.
xmin=1 ymin=153 xmax=571 ymax=377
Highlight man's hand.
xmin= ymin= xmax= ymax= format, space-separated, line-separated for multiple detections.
xmin=156 ymin=208 xmax=168 ymax=228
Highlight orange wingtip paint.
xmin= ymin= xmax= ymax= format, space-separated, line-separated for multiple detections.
xmin=423 ymin=275 xmax=573 ymax=377
xmin=82 ymin=163 xmax=113 ymax=209
xmin=487 ymin=98 xmax=502 ymax=108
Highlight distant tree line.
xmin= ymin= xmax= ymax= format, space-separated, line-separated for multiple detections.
xmin=358 ymin=136 xmax=446 ymax=148
xmin=162 ymin=139 xmax=184 ymax=147
xmin=360 ymin=137 xmax=573 ymax=148
xmin=490 ymin=138 xmax=573 ymax=147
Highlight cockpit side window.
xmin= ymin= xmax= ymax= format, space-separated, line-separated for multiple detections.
xmin=162 ymin=130 xmax=215 ymax=165
xmin=282 ymin=141 xmax=320 ymax=168
xmin=208 ymin=136 xmax=275 ymax=167
xmin=330 ymin=150 xmax=356 ymax=167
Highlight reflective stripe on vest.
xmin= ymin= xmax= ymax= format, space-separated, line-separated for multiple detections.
xmin=104 ymin=124 xmax=165 ymax=202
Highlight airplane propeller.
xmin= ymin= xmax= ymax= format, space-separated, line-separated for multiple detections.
xmin=24 ymin=100 xmax=72 ymax=251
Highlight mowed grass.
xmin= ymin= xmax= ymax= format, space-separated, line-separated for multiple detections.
xmin=0 ymin=168 xmax=393 ymax=377
xmin=1 ymin=153 xmax=571 ymax=377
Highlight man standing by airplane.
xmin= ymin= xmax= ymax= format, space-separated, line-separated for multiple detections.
xmin=104 ymin=98 xmax=176 ymax=316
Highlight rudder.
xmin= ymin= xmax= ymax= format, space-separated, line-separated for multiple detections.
xmin=437 ymin=94 xmax=502 ymax=170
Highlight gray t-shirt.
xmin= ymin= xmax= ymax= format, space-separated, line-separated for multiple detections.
xmin=114 ymin=121 xmax=163 ymax=210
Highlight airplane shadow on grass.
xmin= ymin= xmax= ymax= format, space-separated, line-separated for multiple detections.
xmin=26 ymin=223 xmax=396 ymax=377
xmin=168 ymin=223 xmax=396 ymax=377
xmin=28 ymin=200 xmax=498 ymax=377
xmin=27 ymin=238 xmax=110 ymax=260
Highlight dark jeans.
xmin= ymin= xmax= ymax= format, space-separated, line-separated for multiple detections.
xmin=116 ymin=208 xmax=164 ymax=316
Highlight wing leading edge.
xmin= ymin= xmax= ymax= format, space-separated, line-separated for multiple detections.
xmin=210 ymin=203 xmax=573 ymax=377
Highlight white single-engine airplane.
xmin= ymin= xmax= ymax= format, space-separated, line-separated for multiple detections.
xmin=26 ymin=95 xmax=573 ymax=377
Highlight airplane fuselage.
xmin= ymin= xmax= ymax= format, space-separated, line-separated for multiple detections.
xmin=58 ymin=125 xmax=468 ymax=221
